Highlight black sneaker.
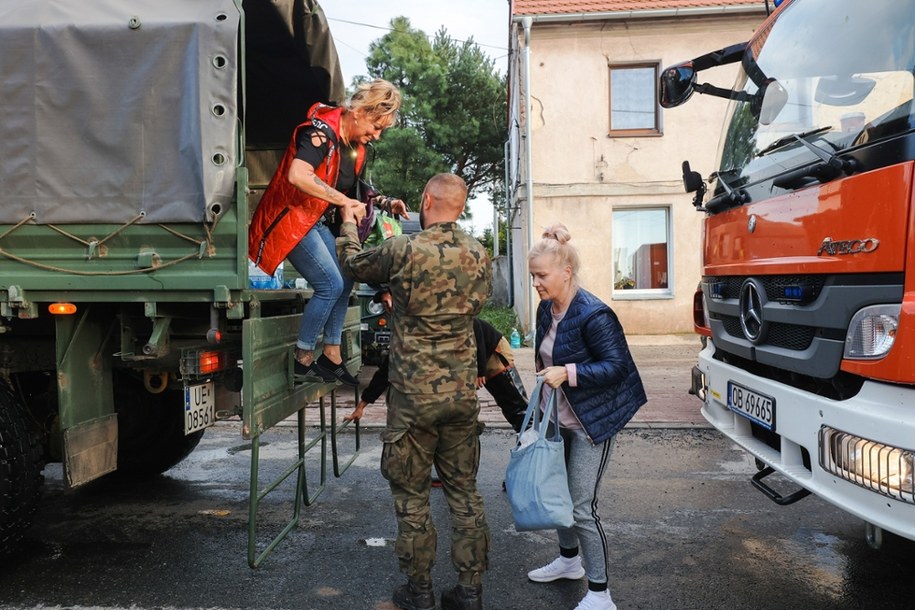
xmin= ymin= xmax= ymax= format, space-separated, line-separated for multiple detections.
xmin=316 ymin=354 xmax=359 ymax=386
xmin=294 ymin=359 xmax=336 ymax=383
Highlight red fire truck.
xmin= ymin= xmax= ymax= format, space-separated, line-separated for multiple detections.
xmin=661 ymin=0 xmax=915 ymax=546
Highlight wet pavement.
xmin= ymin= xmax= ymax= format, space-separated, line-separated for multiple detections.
xmin=3 ymin=334 xmax=914 ymax=609
xmin=2 ymin=423 xmax=915 ymax=609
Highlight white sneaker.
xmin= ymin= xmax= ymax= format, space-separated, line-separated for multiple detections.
xmin=526 ymin=555 xmax=586 ymax=582
xmin=574 ymin=590 xmax=617 ymax=610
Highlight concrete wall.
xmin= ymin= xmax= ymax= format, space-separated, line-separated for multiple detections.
xmin=509 ymin=12 xmax=766 ymax=335
xmin=490 ymin=255 xmax=511 ymax=306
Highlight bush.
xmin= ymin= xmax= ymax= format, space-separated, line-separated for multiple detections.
xmin=478 ymin=303 xmax=520 ymax=339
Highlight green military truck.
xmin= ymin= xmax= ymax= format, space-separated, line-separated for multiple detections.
xmin=0 ymin=0 xmax=360 ymax=564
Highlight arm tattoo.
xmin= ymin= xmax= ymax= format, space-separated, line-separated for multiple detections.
xmin=310 ymin=175 xmax=343 ymax=205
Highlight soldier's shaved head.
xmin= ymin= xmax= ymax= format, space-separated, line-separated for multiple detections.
xmin=420 ymin=173 xmax=467 ymax=228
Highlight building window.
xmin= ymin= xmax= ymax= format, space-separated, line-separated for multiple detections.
xmin=609 ymin=64 xmax=660 ymax=136
xmin=612 ymin=207 xmax=671 ymax=298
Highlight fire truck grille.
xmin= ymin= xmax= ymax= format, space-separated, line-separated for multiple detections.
xmin=721 ymin=316 xmax=816 ymax=351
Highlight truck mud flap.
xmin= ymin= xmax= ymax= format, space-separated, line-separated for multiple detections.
xmin=241 ymin=308 xmax=361 ymax=568
xmin=751 ymin=466 xmax=812 ymax=506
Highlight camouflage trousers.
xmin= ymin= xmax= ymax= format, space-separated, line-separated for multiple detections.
xmin=381 ymin=386 xmax=490 ymax=586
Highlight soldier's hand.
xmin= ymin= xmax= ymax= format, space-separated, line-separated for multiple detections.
xmin=476 ymin=375 xmax=486 ymax=389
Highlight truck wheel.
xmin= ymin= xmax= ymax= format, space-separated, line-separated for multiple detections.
xmin=114 ymin=373 xmax=204 ymax=476
xmin=0 ymin=381 xmax=43 ymax=559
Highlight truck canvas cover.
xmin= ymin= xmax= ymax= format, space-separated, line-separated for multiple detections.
xmin=0 ymin=0 xmax=240 ymax=225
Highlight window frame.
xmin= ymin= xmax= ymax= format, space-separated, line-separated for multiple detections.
xmin=608 ymin=62 xmax=662 ymax=137
xmin=611 ymin=204 xmax=674 ymax=301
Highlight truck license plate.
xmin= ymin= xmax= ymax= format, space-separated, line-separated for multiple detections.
xmin=184 ymin=382 xmax=215 ymax=435
xmin=727 ymin=381 xmax=775 ymax=430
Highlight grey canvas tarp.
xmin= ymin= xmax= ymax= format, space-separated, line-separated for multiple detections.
xmin=0 ymin=0 xmax=241 ymax=224
xmin=0 ymin=0 xmax=346 ymax=225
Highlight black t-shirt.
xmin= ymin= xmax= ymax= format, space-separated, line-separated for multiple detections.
xmin=294 ymin=126 xmax=357 ymax=195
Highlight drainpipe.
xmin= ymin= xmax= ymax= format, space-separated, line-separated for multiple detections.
xmin=522 ymin=16 xmax=536 ymax=339
xmin=503 ymin=139 xmax=513 ymax=306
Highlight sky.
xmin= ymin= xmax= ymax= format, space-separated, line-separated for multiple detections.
xmin=321 ymin=0 xmax=511 ymax=235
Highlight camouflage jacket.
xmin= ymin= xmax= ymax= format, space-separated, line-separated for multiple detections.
xmin=337 ymin=220 xmax=491 ymax=395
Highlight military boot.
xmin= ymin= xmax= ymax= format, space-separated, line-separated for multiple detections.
xmin=441 ymin=584 xmax=483 ymax=610
xmin=392 ymin=578 xmax=437 ymax=610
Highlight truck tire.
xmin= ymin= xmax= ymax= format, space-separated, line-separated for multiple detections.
xmin=0 ymin=381 xmax=43 ymax=559
xmin=114 ymin=372 xmax=204 ymax=477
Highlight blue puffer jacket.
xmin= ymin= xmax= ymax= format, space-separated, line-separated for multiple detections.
xmin=535 ymin=288 xmax=647 ymax=443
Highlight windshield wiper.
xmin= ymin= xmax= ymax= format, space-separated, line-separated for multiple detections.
xmin=757 ymin=126 xmax=832 ymax=157
xmin=770 ymin=129 xmax=860 ymax=189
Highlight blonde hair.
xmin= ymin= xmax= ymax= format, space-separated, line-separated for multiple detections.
xmin=347 ymin=79 xmax=401 ymax=127
xmin=528 ymin=223 xmax=581 ymax=287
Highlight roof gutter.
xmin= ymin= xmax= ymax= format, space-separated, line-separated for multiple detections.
xmin=511 ymin=5 xmax=766 ymax=24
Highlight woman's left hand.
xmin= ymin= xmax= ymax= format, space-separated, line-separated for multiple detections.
xmin=537 ymin=366 xmax=567 ymax=389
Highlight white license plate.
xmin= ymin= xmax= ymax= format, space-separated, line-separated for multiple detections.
xmin=727 ymin=381 xmax=776 ymax=430
xmin=184 ymin=382 xmax=215 ymax=435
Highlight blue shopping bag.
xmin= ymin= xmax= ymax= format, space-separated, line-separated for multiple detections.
xmin=504 ymin=377 xmax=575 ymax=531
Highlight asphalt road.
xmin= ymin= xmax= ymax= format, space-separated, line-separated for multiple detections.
xmin=2 ymin=423 xmax=914 ymax=610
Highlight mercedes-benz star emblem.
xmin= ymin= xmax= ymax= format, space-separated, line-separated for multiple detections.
xmin=739 ymin=279 xmax=767 ymax=343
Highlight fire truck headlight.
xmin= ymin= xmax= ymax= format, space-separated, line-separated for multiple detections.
xmin=821 ymin=426 xmax=915 ymax=503
xmin=844 ymin=304 xmax=899 ymax=360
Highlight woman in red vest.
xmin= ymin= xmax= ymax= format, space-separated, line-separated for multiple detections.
xmin=248 ymin=79 xmax=406 ymax=384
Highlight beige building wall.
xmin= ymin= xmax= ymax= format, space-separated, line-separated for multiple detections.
xmin=510 ymin=13 xmax=766 ymax=335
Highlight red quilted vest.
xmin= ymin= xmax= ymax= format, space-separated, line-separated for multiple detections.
xmin=248 ymin=104 xmax=366 ymax=275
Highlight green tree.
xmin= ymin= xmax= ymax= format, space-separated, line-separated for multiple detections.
xmin=358 ymin=17 xmax=506 ymax=219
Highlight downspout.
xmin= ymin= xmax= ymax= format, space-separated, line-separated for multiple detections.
xmin=522 ymin=16 xmax=535 ymax=338
xmin=503 ymin=139 xmax=513 ymax=306
xmin=494 ymin=146 xmax=501 ymax=258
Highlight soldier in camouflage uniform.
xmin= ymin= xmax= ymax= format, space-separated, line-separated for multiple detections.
xmin=337 ymin=173 xmax=491 ymax=610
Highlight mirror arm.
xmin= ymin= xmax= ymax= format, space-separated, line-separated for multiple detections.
xmin=693 ymin=82 xmax=753 ymax=103
xmin=692 ymin=42 xmax=747 ymax=71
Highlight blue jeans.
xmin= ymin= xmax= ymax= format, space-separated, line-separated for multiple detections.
xmin=285 ymin=221 xmax=353 ymax=351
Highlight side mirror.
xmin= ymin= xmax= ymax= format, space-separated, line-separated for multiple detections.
xmin=757 ymin=79 xmax=789 ymax=125
xmin=682 ymin=161 xmax=703 ymax=193
xmin=681 ymin=161 xmax=707 ymax=209
xmin=659 ymin=63 xmax=697 ymax=108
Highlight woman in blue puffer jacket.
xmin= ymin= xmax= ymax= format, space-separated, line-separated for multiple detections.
xmin=524 ymin=224 xmax=647 ymax=610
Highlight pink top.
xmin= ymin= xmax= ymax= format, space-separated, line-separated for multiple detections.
xmin=538 ymin=308 xmax=582 ymax=429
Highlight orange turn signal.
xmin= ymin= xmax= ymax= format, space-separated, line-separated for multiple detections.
xmin=378 ymin=318 xmax=387 ymax=327
xmin=198 ymin=350 xmax=225 ymax=375
xmin=49 ymin=303 xmax=77 ymax=315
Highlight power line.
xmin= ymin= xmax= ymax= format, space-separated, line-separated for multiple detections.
xmin=327 ymin=16 xmax=507 ymax=51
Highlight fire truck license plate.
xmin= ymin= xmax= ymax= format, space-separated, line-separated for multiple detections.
xmin=727 ymin=381 xmax=775 ymax=430
xmin=184 ymin=382 xmax=215 ymax=435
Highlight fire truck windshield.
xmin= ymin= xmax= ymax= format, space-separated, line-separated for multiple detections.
xmin=714 ymin=0 xmax=915 ymax=197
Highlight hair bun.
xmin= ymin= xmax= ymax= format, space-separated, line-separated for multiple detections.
xmin=542 ymin=223 xmax=571 ymax=245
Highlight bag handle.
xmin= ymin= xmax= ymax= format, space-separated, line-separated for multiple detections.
xmin=517 ymin=376 xmax=561 ymax=443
